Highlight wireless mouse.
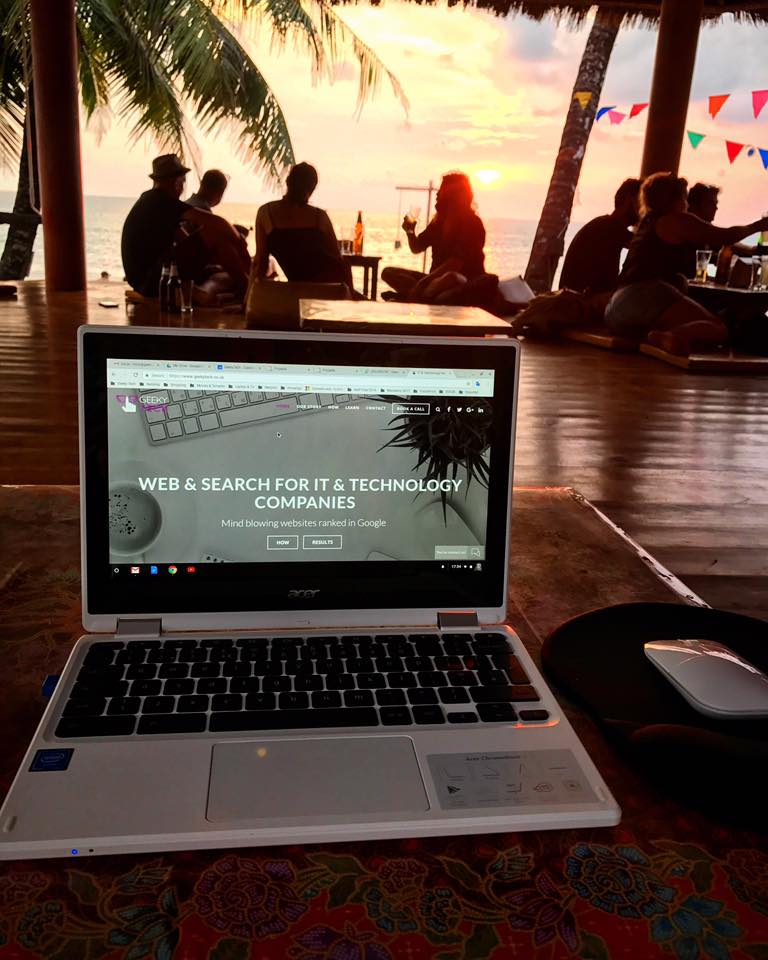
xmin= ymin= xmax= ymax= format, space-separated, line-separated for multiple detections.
xmin=644 ymin=638 xmax=768 ymax=719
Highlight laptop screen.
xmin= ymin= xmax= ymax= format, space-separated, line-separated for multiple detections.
xmin=81 ymin=329 xmax=518 ymax=618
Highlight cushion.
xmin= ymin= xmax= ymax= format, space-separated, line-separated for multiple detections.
xmin=541 ymin=602 xmax=768 ymax=824
xmin=245 ymin=279 xmax=351 ymax=329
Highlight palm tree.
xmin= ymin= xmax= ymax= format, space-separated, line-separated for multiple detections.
xmin=0 ymin=0 xmax=408 ymax=279
xmin=523 ymin=8 xmax=620 ymax=293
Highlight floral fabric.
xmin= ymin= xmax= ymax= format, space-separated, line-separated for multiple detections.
xmin=1 ymin=487 xmax=767 ymax=958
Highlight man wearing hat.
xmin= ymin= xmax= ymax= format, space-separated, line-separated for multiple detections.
xmin=121 ymin=154 xmax=192 ymax=297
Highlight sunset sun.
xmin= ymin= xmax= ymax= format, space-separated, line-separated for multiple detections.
xmin=475 ymin=168 xmax=501 ymax=187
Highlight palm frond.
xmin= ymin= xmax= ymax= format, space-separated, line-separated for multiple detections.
xmin=244 ymin=0 xmax=409 ymax=117
xmin=79 ymin=0 xmax=190 ymax=155
xmin=0 ymin=0 xmax=27 ymax=172
xmin=166 ymin=0 xmax=295 ymax=181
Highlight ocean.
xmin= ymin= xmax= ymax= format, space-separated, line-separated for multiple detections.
xmin=0 ymin=191 xmax=581 ymax=284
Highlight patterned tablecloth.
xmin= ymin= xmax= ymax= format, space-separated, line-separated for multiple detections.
xmin=1 ymin=486 xmax=767 ymax=960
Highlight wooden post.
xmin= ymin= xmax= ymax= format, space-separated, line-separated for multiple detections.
xmin=640 ymin=0 xmax=705 ymax=178
xmin=29 ymin=0 xmax=87 ymax=292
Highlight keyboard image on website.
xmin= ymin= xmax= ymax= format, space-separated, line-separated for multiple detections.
xmin=139 ymin=390 xmax=360 ymax=444
xmin=55 ymin=633 xmax=552 ymax=738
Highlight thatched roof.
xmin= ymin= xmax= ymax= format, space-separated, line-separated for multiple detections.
xmin=334 ymin=0 xmax=768 ymax=26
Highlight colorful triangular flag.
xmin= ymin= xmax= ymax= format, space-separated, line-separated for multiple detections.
xmin=753 ymin=90 xmax=768 ymax=119
xmin=596 ymin=106 xmax=615 ymax=121
xmin=608 ymin=110 xmax=626 ymax=125
xmin=629 ymin=102 xmax=648 ymax=119
xmin=687 ymin=131 xmax=705 ymax=149
xmin=709 ymin=94 xmax=730 ymax=119
xmin=725 ymin=140 xmax=745 ymax=164
xmin=759 ymin=148 xmax=768 ymax=170
xmin=573 ymin=91 xmax=593 ymax=109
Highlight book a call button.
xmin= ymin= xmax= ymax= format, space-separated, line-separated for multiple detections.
xmin=302 ymin=535 xmax=343 ymax=550
xmin=267 ymin=536 xmax=299 ymax=550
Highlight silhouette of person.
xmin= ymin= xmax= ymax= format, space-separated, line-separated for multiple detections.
xmin=254 ymin=163 xmax=354 ymax=289
xmin=382 ymin=172 xmax=487 ymax=303
xmin=560 ymin=178 xmax=640 ymax=295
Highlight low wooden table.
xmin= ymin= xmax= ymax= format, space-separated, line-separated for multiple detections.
xmin=343 ymin=254 xmax=382 ymax=300
xmin=300 ymin=298 xmax=514 ymax=336
xmin=4 ymin=484 xmax=768 ymax=958
xmin=687 ymin=279 xmax=768 ymax=317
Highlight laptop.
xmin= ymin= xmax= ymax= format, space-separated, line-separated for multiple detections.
xmin=0 ymin=325 xmax=619 ymax=860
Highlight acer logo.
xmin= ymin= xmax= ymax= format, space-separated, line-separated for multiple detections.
xmin=288 ymin=589 xmax=320 ymax=599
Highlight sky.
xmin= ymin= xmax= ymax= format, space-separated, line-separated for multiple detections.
xmin=2 ymin=4 xmax=768 ymax=224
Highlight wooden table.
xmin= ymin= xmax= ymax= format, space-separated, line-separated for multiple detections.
xmin=5 ymin=485 xmax=768 ymax=958
xmin=343 ymin=254 xmax=382 ymax=300
xmin=687 ymin=279 xmax=768 ymax=318
xmin=300 ymin=298 xmax=514 ymax=336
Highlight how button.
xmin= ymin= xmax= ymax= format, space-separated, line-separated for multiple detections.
xmin=302 ymin=535 xmax=343 ymax=550
xmin=267 ymin=536 xmax=299 ymax=550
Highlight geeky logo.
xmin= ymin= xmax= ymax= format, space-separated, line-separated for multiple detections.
xmin=288 ymin=589 xmax=320 ymax=599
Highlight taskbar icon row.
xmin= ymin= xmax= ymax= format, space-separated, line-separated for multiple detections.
xmin=112 ymin=564 xmax=196 ymax=576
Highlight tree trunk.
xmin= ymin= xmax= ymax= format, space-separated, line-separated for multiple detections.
xmin=0 ymin=102 xmax=41 ymax=281
xmin=524 ymin=10 xmax=621 ymax=294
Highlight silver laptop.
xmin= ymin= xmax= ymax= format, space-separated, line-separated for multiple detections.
xmin=0 ymin=325 xmax=619 ymax=860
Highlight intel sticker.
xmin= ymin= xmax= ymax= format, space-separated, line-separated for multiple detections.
xmin=30 ymin=749 xmax=74 ymax=772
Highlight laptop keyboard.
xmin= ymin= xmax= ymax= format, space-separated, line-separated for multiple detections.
xmin=140 ymin=390 xmax=359 ymax=444
xmin=54 ymin=633 xmax=550 ymax=738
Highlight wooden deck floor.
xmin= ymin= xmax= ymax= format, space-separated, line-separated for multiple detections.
xmin=2 ymin=281 xmax=767 ymax=620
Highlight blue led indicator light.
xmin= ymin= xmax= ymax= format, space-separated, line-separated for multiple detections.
xmin=71 ymin=849 xmax=78 ymax=855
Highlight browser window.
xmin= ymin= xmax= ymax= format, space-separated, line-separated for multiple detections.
xmin=106 ymin=357 xmax=494 ymax=571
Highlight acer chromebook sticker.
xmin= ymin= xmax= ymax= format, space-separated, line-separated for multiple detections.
xmin=427 ymin=751 xmax=598 ymax=810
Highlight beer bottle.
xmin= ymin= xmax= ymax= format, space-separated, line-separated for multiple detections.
xmin=158 ymin=264 xmax=170 ymax=311
xmin=353 ymin=211 xmax=364 ymax=255
xmin=714 ymin=246 xmax=733 ymax=286
xmin=167 ymin=263 xmax=182 ymax=314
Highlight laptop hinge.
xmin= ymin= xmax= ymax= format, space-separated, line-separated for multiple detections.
xmin=437 ymin=611 xmax=479 ymax=630
xmin=116 ymin=618 xmax=162 ymax=638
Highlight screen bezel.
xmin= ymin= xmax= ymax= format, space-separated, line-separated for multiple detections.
xmin=79 ymin=326 xmax=519 ymax=631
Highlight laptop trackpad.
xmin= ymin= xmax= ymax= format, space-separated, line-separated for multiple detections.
xmin=207 ymin=737 xmax=429 ymax=821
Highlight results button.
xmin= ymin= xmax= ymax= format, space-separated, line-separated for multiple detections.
xmin=267 ymin=536 xmax=299 ymax=550
xmin=302 ymin=535 xmax=343 ymax=550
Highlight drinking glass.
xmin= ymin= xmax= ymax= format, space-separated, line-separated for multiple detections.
xmin=180 ymin=279 xmax=194 ymax=316
xmin=403 ymin=205 xmax=421 ymax=230
xmin=695 ymin=249 xmax=712 ymax=283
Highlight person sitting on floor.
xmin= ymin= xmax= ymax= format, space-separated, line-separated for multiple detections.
xmin=559 ymin=178 xmax=640 ymax=297
xmin=604 ymin=172 xmax=768 ymax=355
xmin=185 ymin=168 xmax=228 ymax=212
xmin=382 ymin=172 xmax=488 ymax=304
xmin=121 ymin=155 xmax=250 ymax=302
xmin=253 ymin=162 xmax=354 ymax=289
xmin=121 ymin=154 xmax=191 ymax=298
xmin=682 ymin=183 xmax=758 ymax=279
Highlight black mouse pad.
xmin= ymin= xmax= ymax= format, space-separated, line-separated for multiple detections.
xmin=541 ymin=602 xmax=768 ymax=823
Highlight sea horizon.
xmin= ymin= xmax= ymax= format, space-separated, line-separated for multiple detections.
xmin=0 ymin=190 xmax=583 ymax=285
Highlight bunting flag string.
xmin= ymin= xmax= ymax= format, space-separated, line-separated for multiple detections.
xmin=595 ymin=87 xmax=768 ymax=123
xmin=681 ymin=130 xmax=768 ymax=169
xmin=598 ymin=118 xmax=768 ymax=171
